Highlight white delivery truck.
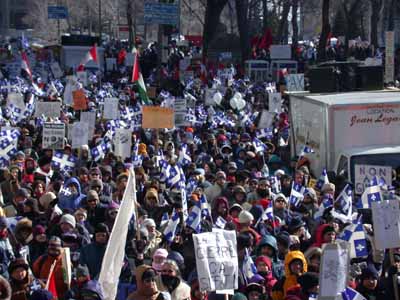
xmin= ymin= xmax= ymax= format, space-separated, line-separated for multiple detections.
xmin=290 ymin=91 xmax=400 ymax=194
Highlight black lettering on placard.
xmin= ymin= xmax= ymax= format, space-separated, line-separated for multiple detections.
xmin=196 ymin=246 xmax=206 ymax=260
xmin=199 ymin=277 xmax=211 ymax=290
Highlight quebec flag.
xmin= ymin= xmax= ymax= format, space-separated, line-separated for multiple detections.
xmin=289 ymin=182 xmax=305 ymax=207
xmin=341 ymin=287 xmax=367 ymax=300
xmin=360 ymin=176 xmax=382 ymax=209
xmin=337 ymin=216 xmax=368 ymax=258
xmin=242 ymin=248 xmax=257 ymax=281
xmin=315 ymin=168 xmax=329 ymax=190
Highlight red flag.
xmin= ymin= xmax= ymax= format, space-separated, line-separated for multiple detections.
xmin=21 ymin=51 xmax=32 ymax=80
xmin=78 ymin=44 xmax=98 ymax=70
xmin=45 ymin=261 xmax=58 ymax=299
xmin=131 ymin=51 xmax=139 ymax=82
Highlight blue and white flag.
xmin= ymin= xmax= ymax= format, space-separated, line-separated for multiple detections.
xmin=360 ymin=176 xmax=382 ymax=209
xmin=252 ymin=137 xmax=268 ymax=153
xmin=337 ymin=216 xmax=368 ymax=258
xmin=0 ymin=129 xmax=20 ymax=167
xmin=315 ymin=168 xmax=329 ymax=190
xmin=256 ymin=128 xmax=273 ymax=140
xmin=186 ymin=202 xmax=202 ymax=233
xmin=132 ymin=140 xmax=142 ymax=167
xmin=215 ymin=216 xmax=227 ymax=229
xmin=160 ymin=212 xmax=170 ymax=228
xmin=341 ymin=287 xmax=367 ymax=300
xmin=164 ymin=164 xmax=185 ymax=189
xmin=52 ymin=152 xmax=77 ymax=174
xmin=314 ymin=194 xmax=334 ymax=220
xmin=178 ymin=144 xmax=191 ymax=166
xmin=199 ymin=194 xmax=210 ymax=218
xmin=309 ymin=294 xmax=318 ymax=300
xmin=289 ymin=182 xmax=305 ymax=207
xmin=91 ymin=138 xmax=112 ymax=162
xmin=243 ymin=248 xmax=257 ymax=281
xmin=335 ymin=184 xmax=352 ymax=216
xmin=299 ymin=145 xmax=314 ymax=157
xmin=164 ymin=211 xmax=180 ymax=243
xmin=261 ymin=201 xmax=274 ymax=221
xmin=269 ymin=176 xmax=281 ymax=194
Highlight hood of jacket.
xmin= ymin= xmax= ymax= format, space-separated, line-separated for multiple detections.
xmin=257 ymin=234 xmax=278 ymax=258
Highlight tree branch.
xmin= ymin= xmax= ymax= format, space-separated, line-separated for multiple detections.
xmin=181 ymin=0 xmax=205 ymax=25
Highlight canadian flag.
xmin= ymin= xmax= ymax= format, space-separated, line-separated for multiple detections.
xmin=77 ymin=44 xmax=98 ymax=71
xmin=21 ymin=51 xmax=32 ymax=80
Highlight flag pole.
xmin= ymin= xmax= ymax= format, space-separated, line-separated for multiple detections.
xmin=390 ymin=249 xmax=400 ymax=300
xmin=45 ymin=260 xmax=57 ymax=290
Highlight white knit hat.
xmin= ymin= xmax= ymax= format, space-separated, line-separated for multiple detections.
xmin=238 ymin=210 xmax=254 ymax=224
xmin=60 ymin=214 xmax=76 ymax=228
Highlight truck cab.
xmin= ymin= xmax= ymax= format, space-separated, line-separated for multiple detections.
xmin=335 ymin=146 xmax=400 ymax=194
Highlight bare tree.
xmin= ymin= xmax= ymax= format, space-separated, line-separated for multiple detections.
xmin=317 ymin=0 xmax=330 ymax=61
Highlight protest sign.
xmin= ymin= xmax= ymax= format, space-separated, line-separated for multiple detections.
xmin=103 ymin=98 xmax=119 ymax=120
xmin=285 ymin=74 xmax=305 ymax=91
xmin=72 ymin=90 xmax=87 ymax=111
xmin=193 ymin=229 xmax=238 ymax=292
xmin=71 ymin=122 xmax=89 ymax=149
xmin=354 ymin=164 xmax=392 ymax=195
xmin=61 ymin=248 xmax=72 ymax=286
xmin=42 ymin=123 xmax=65 ymax=149
xmin=258 ymin=110 xmax=274 ymax=129
xmin=80 ymin=111 xmax=96 ymax=139
xmin=113 ymin=128 xmax=132 ymax=159
xmin=142 ymin=106 xmax=174 ymax=129
xmin=372 ymin=200 xmax=400 ymax=250
xmin=319 ymin=242 xmax=350 ymax=300
xmin=35 ymin=101 xmax=61 ymax=118
xmin=147 ymin=87 xmax=157 ymax=99
xmin=205 ymin=89 xmax=218 ymax=106
xmin=174 ymin=98 xmax=187 ymax=127
xmin=77 ymin=71 xmax=88 ymax=86
xmin=7 ymin=93 xmax=25 ymax=111
xmin=268 ymin=92 xmax=282 ymax=113
xmin=106 ymin=58 xmax=117 ymax=71
xmin=63 ymin=76 xmax=78 ymax=106
xmin=50 ymin=62 xmax=63 ymax=78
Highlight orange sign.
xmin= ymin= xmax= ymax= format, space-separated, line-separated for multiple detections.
xmin=147 ymin=86 xmax=157 ymax=99
xmin=142 ymin=106 xmax=174 ymax=129
xmin=72 ymin=89 xmax=87 ymax=111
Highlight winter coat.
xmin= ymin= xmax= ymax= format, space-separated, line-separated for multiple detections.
xmin=10 ymin=275 xmax=44 ymax=300
xmin=256 ymin=235 xmax=284 ymax=280
xmin=156 ymin=274 xmax=191 ymax=300
xmin=255 ymin=256 xmax=277 ymax=297
xmin=79 ymin=242 xmax=106 ymax=279
xmin=272 ymin=251 xmax=308 ymax=300
xmin=58 ymin=177 xmax=86 ymax=211
xmin=32 ymin=254 xmax=68 ymax=299
xmin=127 ymin=265 xmax=167 ymax=300
xmin=65 ymin=280 xmax=104 ymax=300
xmin=0 ymin=275 xmax=11 ymax=300
xmin=0 ymin=239 xmax=14 ymax=278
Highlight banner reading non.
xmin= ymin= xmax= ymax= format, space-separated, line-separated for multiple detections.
xmin=42 ymin=123 xmax=65 ymax=149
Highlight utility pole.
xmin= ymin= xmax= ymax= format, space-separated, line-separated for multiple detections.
xmin=99 ymin=0 xmax=102 ymax=40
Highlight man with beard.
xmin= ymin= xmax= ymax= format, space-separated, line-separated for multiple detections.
xmin=79 ymin=223 xmax=109 ymax=279
xmin=32 ymin=236 xmax=68 ymax=298
xmin=247 ymin=177 xmax=272 ymax=207
xmin=21 ymin=158 xmax=36 ymax=185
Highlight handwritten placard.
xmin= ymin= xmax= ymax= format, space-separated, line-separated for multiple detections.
xmin=142 ymin=106 xmax=174 ymax=129
xmin=372 ymin=200 xmax=400 ymax=250
xmin=7 ymin=93 xmax=25 ymax=111
xmin=258 ymin=110 xmax=274 ymax=129
xmin=35 ymin=101 xmax=61 ymax=118
xmin=80 ymin=111 xmax=96 ymax=139
xmin=285 ymin=74 xmax=305 ymax=91
xmin=103 ymin=98 xmax=119 ymax=120
xmin=268 ymin=92 xmax=282 ymax=113
xmin=72 ymin=90 xmax=87 ymax=111
xmin=71 ymin=122 xmax=89 ymax=149
xmin=113 ymin=128 xmax=132 ymax=159
xmin=193 ymin=229 xmax=238 ymax=292
xmin=319 ymin=242 xmax=350 ymax=300
xmin=77 ymin=71 xmax=88 ymax=86
xmin=42 ymin=123 xmax=65 ymax=149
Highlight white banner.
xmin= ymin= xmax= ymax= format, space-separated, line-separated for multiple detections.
xmin=285 ymin=74 xmax=304 ymax=91
xmin=35 ymin=101 xmax=61 ymax=118
xmin=319 ymin=242 xmax=350 ymax=300
xmin=372 ymin=200 xmax=400 ymax=250
xmin=77 ymin=71 xmax=88 ymax=87
xmin=103 ymin=98 xmax=119 ymax=120
xmin=258 ymin=110 xmax=274 ymax=129
xmin=268 ymin=92 xmax=282 ymax=113
xmin=80 ymin=111 xmax=96 ymax=140
xmin=193 ymin=229 xmax=238 ymax=292
xmin=354 ymin=164 xmax=392 ymax=194
xmin=113 ymin=128 xmax=132 ymax=159
xmin=71 ymin=122 xmax=89 ymax=149
xmin=42 ymin=123 xmax=65 ymax=149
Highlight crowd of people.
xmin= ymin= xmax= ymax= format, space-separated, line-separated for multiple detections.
xmin=0 ymin=36 xmax=399 ymax=300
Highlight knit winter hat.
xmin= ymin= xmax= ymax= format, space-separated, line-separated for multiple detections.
xmin=238 ymin=210 xmax=254 ymax=224
xmin=60 ymin=214 xmax=76 ymax=228
xmin=297 ymin=272 xmax=319 ymax=293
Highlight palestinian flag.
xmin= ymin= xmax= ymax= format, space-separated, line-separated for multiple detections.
xmin=131 ymin=48 xmax=150 ymax=104
xmin=21 ymin=51 xmax=32 ymax=80
xmin=77 ymin=44 xmax=98 ymax=71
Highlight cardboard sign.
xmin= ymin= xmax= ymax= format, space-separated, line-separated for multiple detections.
xmin=285 ymin=74 xmax=304 ymax=91
xmin=106 ymin=58 xmax=117 ymax=71
xmin=372 ymin=200 xmax=400 ymax=250
xmin=76 ymin=71 xmax=88 ymax=86
xmin=80 ymin=111 xmax=96 ymax=139
xmin=147 ymin=86 xmax=157 ymax=99
xmin=72 ymin=90 xmax=87 ymax=111
xmin=35 ymin=101 xmax=61 ymax=118
xmin=142 ymin=106 xmax=174 ymax=129
xmin=7 ymin=93 xmax=25 ymax=111
xmin=319 ymin=242 xmax=350 ymax=300
xmin=258 ymin=110 xmax=274 ymax=129
xmin=113 ymin=128 xmax=132 ymax=159
xmin=268 ymin=92 xmax=282 ymax=113
xmin=193 ymin=229 xmax=238 ymax=292
xmin=354 ymin=164 xmax=392 ymax=195
xmin=50 ymin=62 xmax=63 ymax=78
xmin=71 ymin=122 xmax=89 ymax=149
xmin=42 ymin=123 xmax=65 ymax=149
xmin=103 ymin=98 xmax=119 ymax=120
xmin=174 ymin=98 xmax=187 ymax=127
xmin=63 ymin=76 xmax=79 ymax=106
